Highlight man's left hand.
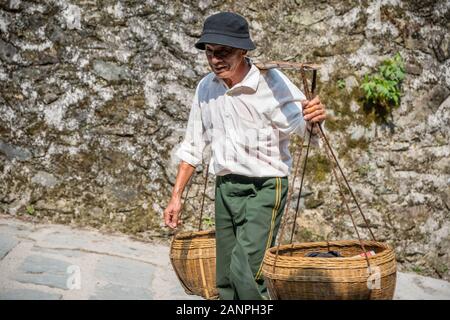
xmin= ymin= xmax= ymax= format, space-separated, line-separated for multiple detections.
xmin=301 ymin=96 xmax=326 ymax=123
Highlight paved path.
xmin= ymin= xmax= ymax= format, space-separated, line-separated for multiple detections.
xmin=0 ymin=215 xmax=200 ymax=300
xmin=0 ymin=215 xmax=449 ymax=300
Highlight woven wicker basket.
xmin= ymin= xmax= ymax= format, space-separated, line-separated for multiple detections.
xmin=262 ymin=240 xmax=397 ymax=300
xmin=170 ymin=229 xmax=218 ymax=299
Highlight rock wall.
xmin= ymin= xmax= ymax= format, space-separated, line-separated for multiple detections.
xmin=0 ymin=0 xmax=449 ymax=280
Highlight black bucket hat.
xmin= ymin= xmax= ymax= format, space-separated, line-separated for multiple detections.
xmin=195 ymin=12 xmax=256 ymax=51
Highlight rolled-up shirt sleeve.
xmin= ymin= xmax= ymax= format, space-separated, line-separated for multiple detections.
xmin=270 ymin=100 xmax=321 ymax=146
xmin=175 ymin=86 xmax=209 ymax=167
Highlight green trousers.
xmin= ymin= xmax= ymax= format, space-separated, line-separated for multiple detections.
xmin=214 ymin=174 xmax=288 ymax=300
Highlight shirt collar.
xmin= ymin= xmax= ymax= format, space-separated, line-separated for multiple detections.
xmin=213 ymin=58 xmax=260 ymax=93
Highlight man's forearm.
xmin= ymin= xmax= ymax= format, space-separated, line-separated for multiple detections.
xmin=171 ymin=161 xmax=196 ymax=200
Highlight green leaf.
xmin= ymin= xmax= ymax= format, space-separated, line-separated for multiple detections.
xmin=360 ymin=52 xmax=404 ymax=117
xmin=26 ymin=205 xmax=35 ymax=215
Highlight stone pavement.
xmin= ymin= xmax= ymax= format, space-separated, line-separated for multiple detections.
xmin=0 ymin=215 xmax=449 ymax=300
xmin=0 ymin=215 xmax=200 ymax=300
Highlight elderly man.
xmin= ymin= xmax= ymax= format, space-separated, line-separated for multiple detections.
xmin=164 ymin=12 xmax=326 ymax=300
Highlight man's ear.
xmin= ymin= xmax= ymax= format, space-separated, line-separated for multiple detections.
xmin=241 ymin=49 xmax=248 ymax=56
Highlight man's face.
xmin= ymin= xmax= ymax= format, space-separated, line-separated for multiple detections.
xmin=205 ymin=44 xmax=246 ymax=79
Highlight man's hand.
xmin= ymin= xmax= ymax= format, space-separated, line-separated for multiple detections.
xmin=301 ymin=96 xmax=326 ymax=135
xmin=163 ymin=161 xmax=195 ymax=230
xmin=301 ymin=96 xmax=326 ymax=123
xmin=164 ymin=196 xmax=182 ymax=229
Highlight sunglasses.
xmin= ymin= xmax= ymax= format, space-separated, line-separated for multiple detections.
xmin=205 ymin=47 xmax=237 ymax=59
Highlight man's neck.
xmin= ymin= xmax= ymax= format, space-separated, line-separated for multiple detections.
xmin=223 ymin=58 xmax=251 ymax=88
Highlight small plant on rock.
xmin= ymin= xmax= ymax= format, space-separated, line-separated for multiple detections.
xmin=202 ymin=216 xmax=215 ymax=228
xmin=26 ymin=205 xmax=35 ymax=215
xmin=337 ymin=79 xmax=346 ymax=90
xmin=360 ymin=53 xmax=405 ymax=122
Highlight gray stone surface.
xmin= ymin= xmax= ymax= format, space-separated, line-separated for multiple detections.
xmin=90 ymin=284 xmax=152 ymax=300
xmin=30 ymin=246 xmax=84 ymax=258
xmin=95 ymin=255 xmax=154 ymax=288
xmin=39 ymin=230 xmax=170 ymax=267
xmin=14 ymin=255 xmax=73 ymax=290
xmin=394 ymin=272 xmax=450 ymax=300
xmin=0 ymin=140 xmax=32 ymax=161
xmin=0 ymin=233 xmax=18 ymax=260
xmin=0 ymin=288 xmax=62 ymax=300
xmin=0 ymin=39 xmax=18 ymax=65
xmin=31 ymin=171 xmax=60 ymax=188
xmin=92 ymin=60 xmax=131 ymax=81
xmin=41 ymin=231 xmax=95 ymax=249
xmin=0 ymin=216 xmax=194 ymax=299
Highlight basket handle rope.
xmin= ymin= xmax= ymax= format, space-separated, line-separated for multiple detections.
xmin=175 ymin=159 xmax=211 ymax=234
xmin=273 ymin=66 xmax=377 ymax=274
xmin=173 ymin=174 xmax=193 ymax=235
xmin=197 ymin=162 xmax=210 ymax=231
xmin=303 ymin=74 xmax=377 ymax=239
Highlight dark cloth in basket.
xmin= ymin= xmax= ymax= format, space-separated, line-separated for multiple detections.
xmin=305 ymin=251 xmax=342 ymax=258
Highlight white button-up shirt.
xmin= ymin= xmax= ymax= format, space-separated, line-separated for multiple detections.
xmin=175 ymin=59 xmax=319 ymax=177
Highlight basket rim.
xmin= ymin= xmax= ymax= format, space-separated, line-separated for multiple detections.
xmin=265 ymin=239 xmax=394 ymax=263
xmin=173 ymin=229 xmax=216 ymax=240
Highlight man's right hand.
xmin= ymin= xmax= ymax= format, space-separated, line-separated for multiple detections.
xmin=164 ymin=197 xmax=182 ymax=229
xmin=164 ymin=161 xmax=196 ymax=229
